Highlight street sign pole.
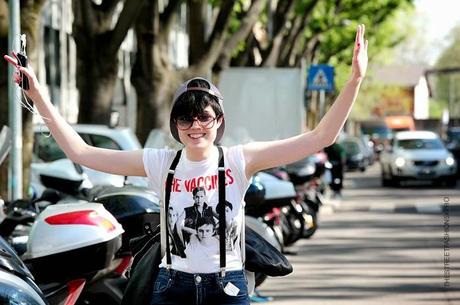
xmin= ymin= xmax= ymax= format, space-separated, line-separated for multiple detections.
xmin=319 ymin=89 xmax=325 ymax=119
xmin=8 ymin=0 xmax=23 ymax=200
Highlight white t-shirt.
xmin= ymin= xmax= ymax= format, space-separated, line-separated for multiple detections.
xmin=143 ymin=145 xmax=250 ymax=274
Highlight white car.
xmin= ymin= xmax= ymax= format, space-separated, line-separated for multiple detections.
xmin=380 ymin=131 xmax=457 ymax=187
xmin=31 ymin=124 xmax=148 ymax=196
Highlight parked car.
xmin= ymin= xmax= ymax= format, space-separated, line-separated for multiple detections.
xmin=360 ymin=120 xmax=392 ymax=155
xmin=380 ymin=131 xmax=457 ymax=187
xmin=358 ymin=134 xmax=375 ymax=166
xmin=340 ymin=137 xmax=367 ymax=172
xmin=31 ymin=124 xmax=148 ymax=196
xmin=445 ymin=126 xmax=460 ymax=176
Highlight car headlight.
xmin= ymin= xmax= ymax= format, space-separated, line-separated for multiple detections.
xmin=395 ymin=157 xmax=405 ymax=167
xmin=446 ymin=157 xmax=455 ymax=166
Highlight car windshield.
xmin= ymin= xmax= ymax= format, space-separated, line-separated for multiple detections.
xmin=397 ymin=138 xmax=444 ymax=150
xmin=361 ymin=126 xmax=391 ymax=138
xmin=33 ymin=132 xmax=122 ymax=162
xmin=447 ymin=130 xmax=460 ymax=140
xmin=342 ymin=141 xmax=361 ymax=154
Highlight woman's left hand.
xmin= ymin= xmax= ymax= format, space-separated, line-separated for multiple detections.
xmin=351 ymin=24 xmax=368 ymax=81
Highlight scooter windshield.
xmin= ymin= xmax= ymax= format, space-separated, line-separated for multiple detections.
xmin=0 ymin=126 xmax=12 ymax=166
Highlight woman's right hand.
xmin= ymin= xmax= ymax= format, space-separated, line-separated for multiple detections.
xmin=4 ymin=52 xmax=41 ymax=100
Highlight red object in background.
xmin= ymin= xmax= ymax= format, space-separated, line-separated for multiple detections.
xmin=45 ymin=210 xmax=116 ymax=232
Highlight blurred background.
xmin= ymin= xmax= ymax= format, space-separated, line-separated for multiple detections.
xmin=0 ymin=1 xmax=459 ymax=304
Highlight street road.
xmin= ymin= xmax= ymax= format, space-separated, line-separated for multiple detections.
xmin=257 ymin=163 xmax=459 ymax=305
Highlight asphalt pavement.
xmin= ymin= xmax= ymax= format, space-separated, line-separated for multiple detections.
xmin=256 ymin=163 xmax=459 ymax=305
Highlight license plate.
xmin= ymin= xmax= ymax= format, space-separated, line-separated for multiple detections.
xmin=418 ymin=167 xmax=434 ymax=177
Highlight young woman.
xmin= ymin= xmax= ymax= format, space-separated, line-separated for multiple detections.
xmin=5 ymin=25 xmax=368 ymax=305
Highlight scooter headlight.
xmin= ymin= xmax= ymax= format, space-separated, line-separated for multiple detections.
xmin=0 ymin=282 xmax=46 ymax=305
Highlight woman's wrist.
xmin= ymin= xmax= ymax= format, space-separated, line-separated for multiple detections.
xmin=349 ymin=73 xmax=364 ymax=85
xmin=27 ymin=85 xmax=45 ymax=103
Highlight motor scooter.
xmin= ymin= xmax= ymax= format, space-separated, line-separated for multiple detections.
xmin=0 ymin=126 xmax=127 ymax=305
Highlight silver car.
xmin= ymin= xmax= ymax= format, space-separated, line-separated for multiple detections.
xmin=380 ymin=131 xmax=457 ymax=187
xmin=31 ymin=124 xmax=148 ymax=196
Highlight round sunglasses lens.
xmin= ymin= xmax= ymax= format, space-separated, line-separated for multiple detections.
xmin=198 ymin=115 xmax=215 ymax=128
xmin=175 ymin=115 xmax=217 ymax=130
xmin=176 ymin=117 xmax=192 ymax=130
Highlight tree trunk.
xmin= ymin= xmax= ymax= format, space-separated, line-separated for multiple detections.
xmin=213 ymin=0 xmax=267 ymax=76
xmin=131 ymin=0 xmax=183 ymax=145
xmin=72 ymin=0 xmax=145 ymax=125
xmin=188 ymin=1 xmax=207 ymax=65
xmin=74 ymin=32 xmax=118 ymax=124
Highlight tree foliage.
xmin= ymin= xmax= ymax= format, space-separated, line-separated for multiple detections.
xmin=433 ymin=25 xmax=460 ymax=117
xmin=229 ymin=0 xmax=413 ymax=69
xmin=132 ymin=0 xmax=267 ymax=143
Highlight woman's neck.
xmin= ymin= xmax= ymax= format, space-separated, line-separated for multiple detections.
xmin=185 ymin=145 xmax=215 ymax=161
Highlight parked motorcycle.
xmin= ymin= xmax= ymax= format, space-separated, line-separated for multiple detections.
xmin=0 ymin=126 xmax=144 ymax=305
xmin=245 ymin=171 xmax=304 ymax=249
xmin=284 ymin=155 xmax=327 ymax=238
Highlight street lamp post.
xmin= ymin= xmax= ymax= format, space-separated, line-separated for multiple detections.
xmin=7 ymin=0 xmax=23 ymax=200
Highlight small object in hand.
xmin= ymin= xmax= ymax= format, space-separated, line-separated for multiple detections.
xmin=16 ymin=34 xmax=29 ymax=90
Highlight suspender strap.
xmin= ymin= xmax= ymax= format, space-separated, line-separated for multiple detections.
xmin=217 ymin=146 xmax=226 ymax=276
xmin=165 ymin=150 xmax=182 ymax=267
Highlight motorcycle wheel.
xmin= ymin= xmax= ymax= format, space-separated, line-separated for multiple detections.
xmin=300 ymin=200 xmax=318 ymax=239
xmin=282 ymin=203 xmax=305 ymax=246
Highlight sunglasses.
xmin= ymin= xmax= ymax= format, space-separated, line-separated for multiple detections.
xmin=175 ymin=114 xmax=219 ymax=130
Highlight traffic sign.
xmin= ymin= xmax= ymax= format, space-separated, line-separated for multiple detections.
xmin=307 ymin=65 xmax=334 ymax=92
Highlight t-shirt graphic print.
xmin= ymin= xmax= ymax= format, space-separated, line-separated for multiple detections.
xmin=143 ymin=145 xmax=250 ymax=274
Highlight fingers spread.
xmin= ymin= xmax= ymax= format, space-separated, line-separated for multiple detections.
xmin=4 ymin=55 xmax=19 ymax=68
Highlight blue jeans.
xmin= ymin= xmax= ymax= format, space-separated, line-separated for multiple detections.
xmin=150 ymin=268 xmax=249 ymax=305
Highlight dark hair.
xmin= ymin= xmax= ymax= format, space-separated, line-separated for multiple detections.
xmin=217 ymin=200 xmax=233 ymax=211
xmin=196 ymin=216 xmax=216 ymax=229
xmin=171 ymin=79 xmax=223 ymax=120
xmin=192 ymin=186 xmax=206 ymax=197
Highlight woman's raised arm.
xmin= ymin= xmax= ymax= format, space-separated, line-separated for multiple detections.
xmin=4 ymin=54 xmax=147 ymax=177
xmin=243 ymin=24 xmax=368 ymax=178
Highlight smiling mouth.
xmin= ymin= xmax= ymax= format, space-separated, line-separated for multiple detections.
xmin=188 ymin=133 xmax=206 ymax=139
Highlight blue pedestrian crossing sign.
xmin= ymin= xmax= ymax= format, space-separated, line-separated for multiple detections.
xmin=307 ymin=64 xmax=334 ymax=92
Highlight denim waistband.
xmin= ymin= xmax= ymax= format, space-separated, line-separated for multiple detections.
xmin=158 ymin=268 xmax=245 ymax=285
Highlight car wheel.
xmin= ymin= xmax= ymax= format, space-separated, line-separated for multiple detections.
xmin=445 ymin=178 xmax=457 ymax=188
xmin=381 ymin=170 xmax=390 ymax=187
xmin=388 ymin=169 xmax=400 ymax=187
xmin=381 ymin=165 xmax=389 ymax=186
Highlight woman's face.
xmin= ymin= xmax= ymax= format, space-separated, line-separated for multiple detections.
xmin=193 ymin=190 xmax=206 ymax=206
xmin=169 ymin=209 xmax=178 ymax=225
xmin=197 ymin=223 xmax=214 ymax=240
xmin=177 ymin=106 xmax=222 ymax=149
